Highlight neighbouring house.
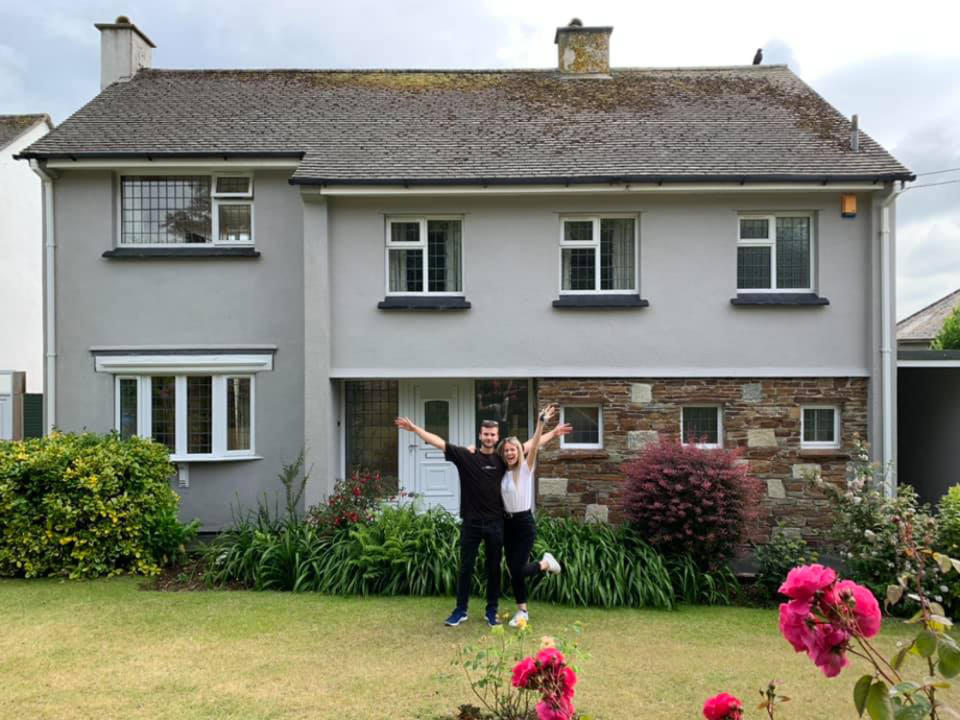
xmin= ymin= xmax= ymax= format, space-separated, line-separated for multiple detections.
xmin=1 ymin=113 xmax=52 ymax=412
xmin=17 ymin=17 xmax=914 ymax=537
xmin=897 ymin=289 xmax=960 ymax=504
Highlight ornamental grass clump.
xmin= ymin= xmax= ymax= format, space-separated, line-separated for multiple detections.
xmin=619 ymin=440 xmax=764 ymax=569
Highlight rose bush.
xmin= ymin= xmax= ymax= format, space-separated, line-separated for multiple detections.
xmin=702 ymin=692 xmax=743 ymax=720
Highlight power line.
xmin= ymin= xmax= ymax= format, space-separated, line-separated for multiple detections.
xmin=908 ymin=179 xmax=960 ymax=190
xmin=915 ymin=167 xmax=960 ymax=177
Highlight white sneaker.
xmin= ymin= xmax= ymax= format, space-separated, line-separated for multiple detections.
xmin=542 ymin=552 xmax=562 ymax=575
xmin=509 ymin=609 xmax=529 ymax=628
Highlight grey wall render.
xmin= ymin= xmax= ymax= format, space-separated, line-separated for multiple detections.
xmin=52 ymin=169 xmax=305 ymax=530
xmin=327 ymin=192 xmax=875 ymax=376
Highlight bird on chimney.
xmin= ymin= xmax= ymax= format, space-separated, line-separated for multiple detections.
xmin=752 ymin=48 xmax=763 ymax=65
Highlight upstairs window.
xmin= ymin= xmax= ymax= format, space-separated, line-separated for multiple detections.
xmin=120 ymin=174 xmax=254 ymax=246
xmin=385 ymin=217 xmax=463 ymax=295
xmin=560 ymin=216 xmax=637 ymax=294
xmin=737 ymin=214 xmax=813 ymax=291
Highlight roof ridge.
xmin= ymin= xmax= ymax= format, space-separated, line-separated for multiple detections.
xmin=897 ymin=287 xmax=960 ymax=328
xmin=139 ymin=64 xmax=789 ymax=75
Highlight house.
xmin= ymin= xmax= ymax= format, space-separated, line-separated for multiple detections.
xmin=1 ymin=113 xmax=52 ymax=410
xmin=17 ymin=17 xmax=914 ymax=536
xmin=897 ymin=289 xmax=960 ymax=504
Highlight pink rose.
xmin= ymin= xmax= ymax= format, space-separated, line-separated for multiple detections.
xmin=778 ymin=564 xmax=837 ymax=610
xmin=536 ymin=647 xmax=565 ymax=668
xmin=536 ymin=696 xmax=574 ymax=720
xmin=559 ymin=666 xmax=578 ymax=699
xmin=702 ymin=692 xmax=744 ymax=720
xmin=831 ymin=580 xmax=882 ymax=638
xmin=779 ymin=602 xmax=815 ymax=653
xmin=512 ymin=657 xmax=537 ymax=688
xmin=809 ymin=624 xmax=850 ymax=678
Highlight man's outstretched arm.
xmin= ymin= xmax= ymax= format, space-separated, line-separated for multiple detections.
xmin=395 ymin=417 xmax=446 ymax=451
xmin=523 ymin=421 xmax=572 ymax=455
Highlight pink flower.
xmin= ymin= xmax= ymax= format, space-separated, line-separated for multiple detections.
xmin=831 ymin=580 xmax=882 ymax=638
xmin=512 ymin=657 xmax=537 ymax=688
xmin=536 ymin=647 xmax=565 ymax=668
xmin=808 ymin=624 xmax=850 ymax=677
xmin=536 ymin=696 xmax=574 ymax=720
xmin=702 ymin=692 xmax=744 ymax=720
xmin=559 ymin=666 xmax=578 ymax=699
xmin=779 ymin=602 xmax=815 ymax=653
xmin=778 ymin=564 xmax=837 ymax=611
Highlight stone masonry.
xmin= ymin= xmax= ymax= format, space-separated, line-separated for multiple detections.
xmin=535 ymin=377 xmax=868 ymax=544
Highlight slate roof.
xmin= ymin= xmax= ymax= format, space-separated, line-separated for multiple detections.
xmin=19 ymin=66 xmax=912 ymax=185
xmin=0 ymin=114 xmax=52 ymax=151
xmin=897 ymin=288 xmax=960 ymax=344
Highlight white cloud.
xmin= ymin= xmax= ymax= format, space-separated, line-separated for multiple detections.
xmin=898 ymin=217 xmax=960 ymax=319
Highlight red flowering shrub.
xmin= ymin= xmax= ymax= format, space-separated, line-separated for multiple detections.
xmin=306 ymin=470 xmax=406 ymax=531
xmin=702 ymin=692 xmax=743 ymax=720
xmin=619 ymin=440 xmax=763 ymax=567
xmin=512 ymin=647 xmax=578 ymax=720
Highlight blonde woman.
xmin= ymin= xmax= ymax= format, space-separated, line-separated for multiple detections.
xmin=500 ymin=404 xmax=562 ymax=628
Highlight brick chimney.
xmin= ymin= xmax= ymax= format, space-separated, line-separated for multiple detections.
xmin=94 ymin=16 xmax=155 ymax=90
xmin=554 ymin=18 xmax=613 ymax=77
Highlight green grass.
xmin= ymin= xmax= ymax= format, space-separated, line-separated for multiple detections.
xmin=0 ymin=578 xmax=955 ymax=719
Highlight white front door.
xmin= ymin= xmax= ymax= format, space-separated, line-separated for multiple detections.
xmin=399 ymin=379 xmax=474 ymax=514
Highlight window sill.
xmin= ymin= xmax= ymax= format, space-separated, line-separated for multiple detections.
xmin=730 ymin=293 xmax=829 ymax=306
xmin=555 ymin=449 xmax=607 ymax=460
xmin=170 ymin=454 xmax=262 ymax=463
xmin=553 ymin=295 xmax=650 ymax=309
xmin=378 ymin=297 xmax=471 ymax=310
xmin=798 ymin=448 xmax=846 ymax=458
xmin=103 ymin=247 xmax=260 ymax=259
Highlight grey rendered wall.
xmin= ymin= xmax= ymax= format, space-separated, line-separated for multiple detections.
xmin=898 ymin=367 xmax=960 ymax=504
xmin=328 ymin=192 xmax=875 ymax=375
xmin=52 ymin=170 xmax=305 ymax=530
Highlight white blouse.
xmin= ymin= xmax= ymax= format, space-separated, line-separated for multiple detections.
xmin=501 ymin=462 xmax=535 ymax=514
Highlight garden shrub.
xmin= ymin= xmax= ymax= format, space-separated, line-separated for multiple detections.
xmin=937 ymin=485 xmax=960 ymax=615
xmin=0 ymin=432 xmax=196 ymax=578
xmin=619 ymin=440 xmax=763 ymax=569
xmin=753 ymin=525 xmax=818 ymax=602
xmin=931 ymin=304 xmax=960 ymax=350
xmin=306 ymin=469 xmax=405 ymax=531
xmin=666 ymin=554 xmax=739 ymax=606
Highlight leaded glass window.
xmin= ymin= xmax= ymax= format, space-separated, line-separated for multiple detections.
xmin=118 ymin=378 xmax=138 ymax=439
xmin=682 ymin=406 xmax=721 ymax=447
xmin=737 ymin=215 xmax=813 ymax=291
xmin=344 ymin=381 xmax=399 ymax=491
xmin=151 ymin=376 xmax=176 ymax=452
xmin=386 ymin=218 xmax=462 ymax=294
xmin=475 ymin=379 xmax=531 ymax=442
xmin=560 ymin=406 xmax=602 ymax=448
xmin=226 ymin=377 xmax=252 ymax=451
xmin=802 ymin=407 xmax=839 ymax=447
xmin=187 ymin=376 xmax=213 ymax=454
xmin=561 ymin=217 xmax=637 ymax=293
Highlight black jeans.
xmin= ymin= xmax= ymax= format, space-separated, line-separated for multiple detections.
xmin=456 ymin=516 xmax=504 ymax=614
xmin=504 ymin=511 xmax=541 ymax=605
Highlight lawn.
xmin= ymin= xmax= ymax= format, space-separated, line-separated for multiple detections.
xmin=0 ymin=578 xmax=953 ymax=719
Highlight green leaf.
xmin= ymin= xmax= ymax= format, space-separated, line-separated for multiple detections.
xmin=866 ymin=681 xmax=894 ymax=720
xmin=938 ymin=638 xmax=960 ymax=678
xmin=894 ymin=696 xmax=931 ymax=720
xmin=854 ymin=675 xmax=874 ymax=716
xmin=916 ymin=630 xmax=938 ymax=658
xmin=933 ymin=552 xmax=953 ymax=574
xmin=891 ymin=682 xmax=921 ymax=695
xmin=891 ymin=646 xmax=910 ymax=671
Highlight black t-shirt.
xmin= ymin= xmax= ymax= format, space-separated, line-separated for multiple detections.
xmin=444 ymin=444 xmax=506 ymax=520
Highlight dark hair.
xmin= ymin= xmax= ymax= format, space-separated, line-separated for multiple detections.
xmin=480 ymin=420 xmax=499 ymax=429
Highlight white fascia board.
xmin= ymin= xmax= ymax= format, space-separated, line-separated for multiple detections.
xmin=898 ymin=360 xmax=960 ymax=368
xmin=330 ymin=366 xmax=871 ymax=379
xmin=304 ymin=183 xmax=883 ymax=197
xmin=95 ymin=353 xmax=274 ymax=374
xmin=45 ymin=159 xmax=300 ymax=170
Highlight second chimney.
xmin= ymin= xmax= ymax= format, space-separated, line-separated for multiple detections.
xmin=554 ymin=19 xmax=613 ymax=77
xmin=94 ymin=16 xmax=155 ymax=90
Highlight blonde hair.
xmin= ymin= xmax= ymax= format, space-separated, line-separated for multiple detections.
xmin=499 ymin=436 xmax=525 ymax=470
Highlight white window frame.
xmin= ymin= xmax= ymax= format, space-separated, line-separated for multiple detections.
xmin=559 ymin=405 xmax=603 ymax=449
xmin=384 ymin=215 xmax=464 ymax=297
xmin=113 ymin=374 xmax=257 ymax=461
xmin=800 ymin=406 xmax=840 ymax=449
xmin=116 ymin=172 xmax=255 ymax=248
xmin=681 ymin=406 xmax=723 ymax=449
xmin=736 ymin=213 xmax=815 ymax=293
xmin=559 ymin=214 xmax=639 ymax=295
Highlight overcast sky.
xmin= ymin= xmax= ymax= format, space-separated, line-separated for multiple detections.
xmin=2 ymin=0 xmax=958 ymax=319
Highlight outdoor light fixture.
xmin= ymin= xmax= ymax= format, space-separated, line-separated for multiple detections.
xmin=841 ymin=194 xmax=857 ymax=218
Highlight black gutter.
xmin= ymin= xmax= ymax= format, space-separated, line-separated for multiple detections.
xmin=288 ymin=172 xmax=916 ymax=187
xmin=14 ymin=150 xmax=306 ymax=161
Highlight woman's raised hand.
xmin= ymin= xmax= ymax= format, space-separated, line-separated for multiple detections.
xmin=539 ymin=404 xmax=558 ymax=424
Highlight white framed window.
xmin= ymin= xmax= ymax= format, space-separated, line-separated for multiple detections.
xmin=559 ymin=215 xmax=638 ymax=294
xmin=118 ymin=173 xmax=254 ymax=247
xmin=115 ymin=374 xmax=256 ymax=460
xmin=736 ymin=214 xmax=814 ymax=292
xmin=384 ymin=216 xmax=463 ymax=295
xmin=801 ymin=406 xmax=840 ymax=449
xmin=681 ymin=406 xmax=723 ymax=448
xmin=560 ymin=406 xmax=603 ymax=449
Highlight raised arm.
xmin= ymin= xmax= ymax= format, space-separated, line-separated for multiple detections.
xmin=394 ymin=417 xmax=446 ymax=451
xmin=524 ymin=404 xmax=556 ymax=470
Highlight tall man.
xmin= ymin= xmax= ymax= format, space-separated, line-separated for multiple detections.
xmin=394 ymin=412 xmax=569 ymax=626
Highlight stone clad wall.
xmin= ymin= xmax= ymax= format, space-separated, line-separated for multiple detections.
xmin=535 ymin=377 xmax=868 ymax=543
